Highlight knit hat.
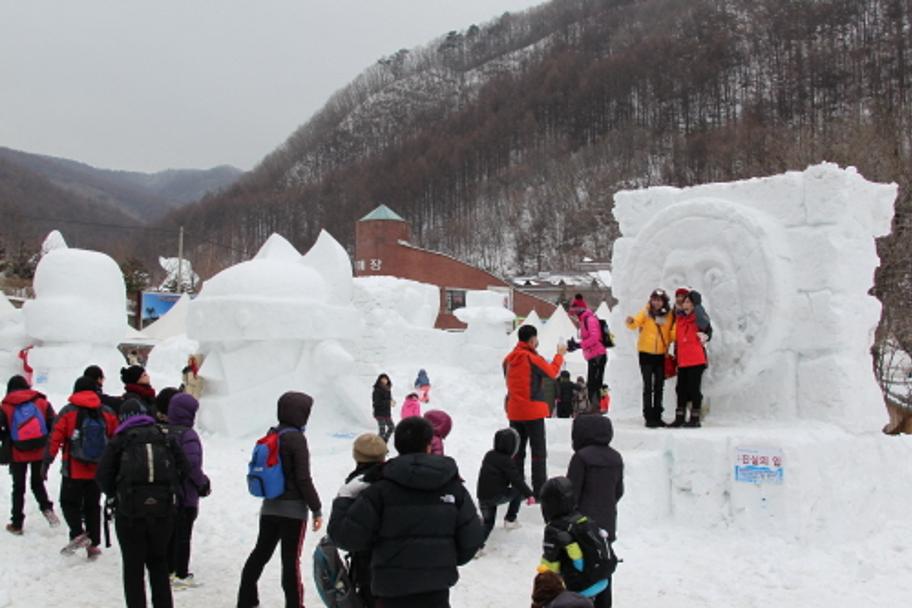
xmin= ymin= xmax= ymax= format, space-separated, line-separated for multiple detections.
xmin=118 ymin=398 xmax=145 ymax=423
xmin=83 ymin=365 xmax=105 ymax=382
xmin=675 ymin=287 xmax=690 ymax=297
xmin=121 ymin=365 xmax=145 ymax=385
xmin=352 ymin=433 xmax=388 ymax=464
xmin=6 ymin=375 xmax=30 ymax=393
xmin=73 ymin=376 xmax=99 ymax=393
xmin=568 ymin=294 xmax=588 ymax=317
xmin=531 ymin=571 xmax=565 ymax=607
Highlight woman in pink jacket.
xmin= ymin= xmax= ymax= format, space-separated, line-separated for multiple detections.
xmin=569 ymin=295 xmax=607 ymax=413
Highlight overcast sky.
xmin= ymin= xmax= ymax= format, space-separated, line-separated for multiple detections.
xmin=0 ymin=0 xmax=543 ymax=173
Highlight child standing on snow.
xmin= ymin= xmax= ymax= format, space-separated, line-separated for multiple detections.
xmin=567 ymin=416 xmax=624 ymax=607
xmin=414 ymin=369 xmax=431 ymax=403
xmin=476 ymin=428 xmax=534 ymax=547
xmin=372 ymin=374 xmax=394 ymax=442
xmin=598 ymin=385 xmax=611 ymax=414
xmin=572 ymin=377 xmax=590 ymax=417
xmin=423 ymin=409 xmax=452 ymax=455
xmin=538 ymin=476 xmax=614 ymax=608
xmin=556 ymin=371 xmax=575 ymax=419
xmin=400 ymin=392 xmax=422 ymax=420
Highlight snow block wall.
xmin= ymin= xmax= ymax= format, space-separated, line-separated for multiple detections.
xmin=609 ymin=164 xmax=897 ymax=429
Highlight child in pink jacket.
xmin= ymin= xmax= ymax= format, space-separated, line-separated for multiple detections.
xmin=423 ymin=409 xmax=452 ymax=455
xmin=400 ymin=393 xmax=422 ymax=420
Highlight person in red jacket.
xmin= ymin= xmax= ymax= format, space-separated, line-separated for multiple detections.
xmin=44 ymin=375 xmax=118 ymax=558
xmin=503 ymin=325 xmax=566 ymax=523
xmin=1 ymin=375 xmax=59 ymax=534
xmin=671 ymin=291 xmax=711 ymax=428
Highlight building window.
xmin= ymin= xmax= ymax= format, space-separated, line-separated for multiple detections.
xmin=445 ymin=288 xmax=467 ymax=313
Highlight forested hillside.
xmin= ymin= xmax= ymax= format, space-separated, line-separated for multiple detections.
xmin=166 ymin=0 xmax=909 ymax=319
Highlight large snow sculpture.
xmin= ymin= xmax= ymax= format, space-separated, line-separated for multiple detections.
xmin=0 ymin=294 xmax=29 ymax=383
xmin=188 ymin=232 xmax=361 ymax=436
xmin=22 ymin=233 xmax=128 ymax=400
xmin=609 ymin=164 xmax=896 ymax=428
xmin=453 ymin=290 xmax=514 ymax=373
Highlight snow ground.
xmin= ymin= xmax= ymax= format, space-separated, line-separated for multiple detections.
xmin=2 ymin=365 xmax=912 ymax=607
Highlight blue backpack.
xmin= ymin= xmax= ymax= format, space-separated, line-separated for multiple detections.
xmin=70 ymin=409 xmax=108 ymax=463
xmin=10 ymin=401 xmax=49 ymax=451
xmin=247 ymin=428 xmax=294 ymax=499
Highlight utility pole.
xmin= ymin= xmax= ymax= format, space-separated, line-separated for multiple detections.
xmin=177 ymin=226 xmax=184 ymax=293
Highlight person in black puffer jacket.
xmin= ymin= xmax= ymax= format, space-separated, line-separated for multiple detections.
xmin=476 ymin=428 xmax=534 ymax=545
xmin=237 ymin=392 xmax=322 ymax=608
xmin=327 ymin=433 xmax=388 ymax=607
xmin=330 ymin=417 xmax=483 ymax=608
xmin=372 ymin=374 xmax=394 ymax=442
xmin=566 ymin=415 xmax=624 ymax=543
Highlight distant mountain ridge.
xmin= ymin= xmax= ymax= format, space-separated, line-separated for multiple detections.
xmin=166 ymin=0 xmax=910 ymax=284
xmin=0 ymin=146 xmax=242 ymax=223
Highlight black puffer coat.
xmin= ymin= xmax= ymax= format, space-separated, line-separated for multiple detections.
xmin=566 ymin=415 xmax=624 ymax=540
xmin=476 ymin=428 xmax=533 ymax=502
xmin=266 ymin=392 xmax=321 ymax=516
xmin=330 ymin=453 xmax=484 ymax=599
xmin=372 ymin=385 xmax=392 ymax=418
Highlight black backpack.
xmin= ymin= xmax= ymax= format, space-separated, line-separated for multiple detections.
xmin=115 ymin=425 xmax=179 ymax=519
xmin=598 ymin=318 xmax=615 ymax=349
xmin=313 ymin=535 xmax=363 ymax=608
xmin=560 ymin=516 xmax=616 ymax=592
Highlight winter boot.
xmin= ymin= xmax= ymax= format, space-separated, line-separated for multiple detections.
xmin=669 ymin=409 xmax=686 ymax=428
xmin=61 ymin=533 xmax=92 ymax=555
xmin=684 ymin=408 xmax=702 ymax=428
xmin=86 ymin=546 xmax=102 ymax=560
xmin=42 ymin=509 xmax=61 ymax=528
xmin=5 ymin=523 xmax=23 ymax=536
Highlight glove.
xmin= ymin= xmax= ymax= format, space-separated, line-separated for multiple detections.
xmin=337 ymin=478 xmax=369 ymax=499
xmin=526 ymin=496 xmax=537 ymax=506
xmin=697 ymin=332 xmax=709 ymax=344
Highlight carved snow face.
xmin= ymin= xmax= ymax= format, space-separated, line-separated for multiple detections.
xmin=620 ymin=198 xmax=790 ymax=392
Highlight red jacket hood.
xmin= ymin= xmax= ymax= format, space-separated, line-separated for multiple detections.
xmin=68 ymin=391 xmax=102 ymax=409
xmin=2 ymin=389 xmax=46 ymax=407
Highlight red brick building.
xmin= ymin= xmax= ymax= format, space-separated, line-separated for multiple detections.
xmin=354 ymin=205 xmax=557 ymax=329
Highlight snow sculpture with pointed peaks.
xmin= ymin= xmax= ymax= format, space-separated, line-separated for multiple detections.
xmin=188 ymin=232 xmax=360 ymax=436
xmin=609 ymin=163 xmax=896 ymax=429
xmin=22 ymin=232 xmax=128 ymax=400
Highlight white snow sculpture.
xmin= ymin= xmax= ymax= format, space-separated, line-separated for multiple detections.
xmin=510 ymin=309 xmax=542 ymax=341
xmin=609 ymin=164 xmax=896 ymax=428
xmin=158 ymin=256 xmax=199 ymax=292
xmin=300 ymin=229 xmax=354 ymax=303
xmin=40 ymin=230 xmax=68 ymax=256
xmin=142 ymin=293 xmax=190 ymax=341
xmin=0 ymin=294 xmax=29 ymax=383
xmin=23 ymin=232 xmax=128 ymax=400
xmin=454 ymin=290 xmax=514 ymax=373
xmin=595 ymin=301 xmax=611 ymax=320
xmin=188 ymin=232 xmax=361 ymax=436
xmin=145 ymin=334 xmax=199 ymax=391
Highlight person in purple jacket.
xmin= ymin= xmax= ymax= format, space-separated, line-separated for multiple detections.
xmin=166 ymin=393 xmax=211 ymax=589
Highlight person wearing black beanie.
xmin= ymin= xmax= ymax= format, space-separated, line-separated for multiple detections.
xmin=82 ymin=365 xmax=123 ymax=413
xmin=120 ymin=366 xmax=157 ymax=418
xmin=44 ymin=374 xmax=118 ymax=557
xmin=6 ymin=375 xmax=30 ymax=394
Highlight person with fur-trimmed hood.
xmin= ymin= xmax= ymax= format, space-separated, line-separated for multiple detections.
xmin=327 ymin=433 xmax=389 ymax=607
xmin=330 ymin=417 xmax=483 ymax=608
xmin=1 ymin=375 xmax=59 ymax=534
xmin=476 ymin=427 xmax=534 ymax=546
xmin=45 ymin=375 xmax=118 ymax=558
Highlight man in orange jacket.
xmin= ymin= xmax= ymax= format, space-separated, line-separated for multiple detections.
xmin=502 ymin=325 xmax=566 ymax=525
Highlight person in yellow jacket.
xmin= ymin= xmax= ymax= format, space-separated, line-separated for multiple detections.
xmin=625 ymin=289 xmax=674 ymax=427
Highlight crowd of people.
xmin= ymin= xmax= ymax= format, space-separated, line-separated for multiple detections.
xmin=0 ymin=288 xmax=710 ymax=608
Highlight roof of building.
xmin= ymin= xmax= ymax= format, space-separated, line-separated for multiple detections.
xmin=360 ymin=204 xmax=406 ymax=222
